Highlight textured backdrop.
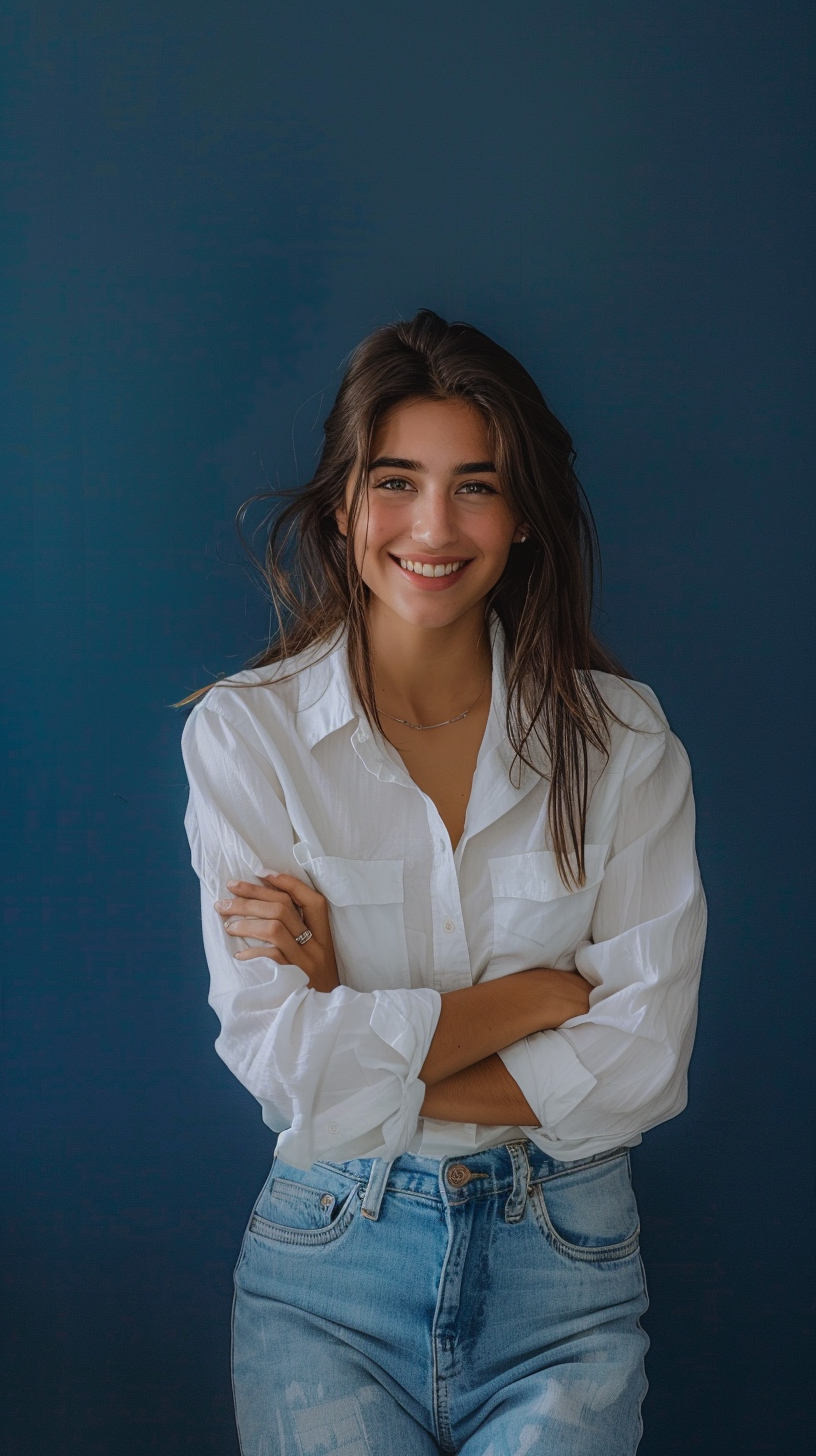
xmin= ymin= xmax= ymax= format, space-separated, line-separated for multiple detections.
xmin=2 ymin=2 xmax=814 ymax=1451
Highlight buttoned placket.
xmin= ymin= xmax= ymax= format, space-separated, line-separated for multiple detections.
xmin=350 ymin=722 xmax=472 ymax=993
xmin=349 ymin=682 xmax=543 ymax=1155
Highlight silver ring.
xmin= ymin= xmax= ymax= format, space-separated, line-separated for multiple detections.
xmin=294 ymin=928 xmax=313 ymax=946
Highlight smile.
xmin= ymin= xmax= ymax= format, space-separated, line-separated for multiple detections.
xmin=393 ymin=556 xmax=470 ymax=579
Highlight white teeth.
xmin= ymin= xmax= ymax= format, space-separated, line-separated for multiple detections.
xmin=398 ymin=559 xmax=465 ymax=576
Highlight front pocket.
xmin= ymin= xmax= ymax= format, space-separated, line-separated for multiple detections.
xmin=488 ymin=844 xmax=608 ymax=966
xmin=293 ymin=844 xmax=411 ymax=989
xmin=247 ymin=1160 xmax=362 ymax=1249
xmin=531 ymin=1150 xmax=640 ymax=1263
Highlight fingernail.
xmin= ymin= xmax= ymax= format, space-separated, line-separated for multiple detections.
xmin=214 ymin=899 xmax=229 ymax=910
xmin=226 ymin=880 xmax=239 ymax=890
xmin=260 ymin=869 xmax=280 ymax=878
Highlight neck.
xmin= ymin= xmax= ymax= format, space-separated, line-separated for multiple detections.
xmin=366 ymin=599 xmax=493 ymax=723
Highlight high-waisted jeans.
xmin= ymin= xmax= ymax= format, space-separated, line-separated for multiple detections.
xmin=232 ymin=1140 xmax=650 ymax=1455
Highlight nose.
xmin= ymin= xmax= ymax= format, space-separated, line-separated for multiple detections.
xmin=411 ymin=490 xmax=458 ymax=550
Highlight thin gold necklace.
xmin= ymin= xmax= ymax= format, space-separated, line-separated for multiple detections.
xmin=377 ymin=674 xmax=490 ymax=731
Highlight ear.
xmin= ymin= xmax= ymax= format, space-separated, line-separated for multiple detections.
xmin=512 ymin=524 xmax=529 ymax=543
xmin=335 ymin=503 xmax=348 ymax=538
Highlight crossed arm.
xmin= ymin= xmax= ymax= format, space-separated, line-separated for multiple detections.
xmin=214 ymin=871 xmax=591 ymax=1128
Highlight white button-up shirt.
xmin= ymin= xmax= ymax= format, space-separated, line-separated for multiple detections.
xmin=181 ymin=620 xmax=706 ymax=1172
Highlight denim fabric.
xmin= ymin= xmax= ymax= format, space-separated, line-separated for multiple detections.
xmin=232 ymin=1141 xmax=649 ymax=1455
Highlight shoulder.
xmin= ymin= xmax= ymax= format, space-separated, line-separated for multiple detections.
xmin=589 ymin=671 xmax=696 ymax=797
xmin=181 ymin=633 xmax=344 ymax=750
xmin=589 ymin=670 xmax=670 ymax=737
xmin=588 ymin=671 xmax=679 ymax=782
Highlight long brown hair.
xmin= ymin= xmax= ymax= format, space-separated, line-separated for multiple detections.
xmin=177 ymin=309 xmax=628 ymax=887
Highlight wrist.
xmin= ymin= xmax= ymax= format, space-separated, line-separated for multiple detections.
xmin=527 ymin=968 xmax=591 ymax=1029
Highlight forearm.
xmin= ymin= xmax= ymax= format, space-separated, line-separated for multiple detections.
xmin=421 ymin=1053 xmax=538 ymax=1125
xmin=419 ymin=968 xmax=589 ymax=1086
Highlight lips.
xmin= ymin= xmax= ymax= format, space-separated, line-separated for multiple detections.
xmin=398 ymin=557 xmax=467 ymax=578
xmin=384 ymin=554 xmax=476 ymax=598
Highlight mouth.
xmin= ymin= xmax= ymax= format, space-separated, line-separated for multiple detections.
xmin=389 ymin=554 xmax=473 ymax=584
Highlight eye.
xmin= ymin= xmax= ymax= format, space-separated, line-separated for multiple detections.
xmin=457 ymin=480 xmax=498 ymax=496
xmin=372 ymin=476 xmax=416 ymax=492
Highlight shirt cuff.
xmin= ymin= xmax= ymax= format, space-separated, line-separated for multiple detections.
xmin=277 ymin=987 xmax=442 ymax=1169
xmin=498 ymin=1030 xmax=598 ymax=1132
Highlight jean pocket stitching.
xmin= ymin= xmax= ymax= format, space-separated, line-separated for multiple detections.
xmin=248 ymin=1184 xmax=361 ymax=1248
xmin=531 ymin=1182 xmax=641 ymax=1263
xmin=534 ymin=1146 xmax=631 ymax=1187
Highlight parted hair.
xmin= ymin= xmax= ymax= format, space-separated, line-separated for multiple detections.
xmin=177 ymin=309 xmax=628 ymax=888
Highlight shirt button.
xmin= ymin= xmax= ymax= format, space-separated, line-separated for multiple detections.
xmin=443 ymin=919 xmax=455 ymax=933
xmin=327 ymin=1121 xmax=340 ymax=1135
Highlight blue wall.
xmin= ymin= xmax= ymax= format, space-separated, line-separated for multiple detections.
xmin=2 ymin=3 xmax=813 ymax=1451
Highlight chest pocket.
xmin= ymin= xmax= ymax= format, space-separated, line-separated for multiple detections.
xmin=293 ymin=843 xmax=411 ymax=991
xmin=488 ymin=844 xmax=608 ymax=969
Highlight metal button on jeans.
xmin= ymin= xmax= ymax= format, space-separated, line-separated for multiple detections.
xmin=446 ymin=1163 xmax=472 ymax=1187
xmin=320 ymin=1193 xmax=334 ymax=1209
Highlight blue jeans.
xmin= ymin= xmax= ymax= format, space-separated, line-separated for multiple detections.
xmin=232 ymin=1141 xmax=649 ymax=1454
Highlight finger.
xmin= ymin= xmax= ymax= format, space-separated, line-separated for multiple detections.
xmin=259 ymin=871 xmax=326 ymax=912
xmin=216 ymin=892 xmax=298 ymax=926
xmin=222 ymin=902 xmax=306 ymax=937
xmin=233 ymin=946 xmax=292 ymax=962
xmin=224 ymin=880 xmax=296 ymax=908
xmin=231 ymin=919 xmax=307 ymax=967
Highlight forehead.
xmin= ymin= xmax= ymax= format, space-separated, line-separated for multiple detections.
xmin=370 ymin=397 xmax=492 ymax=463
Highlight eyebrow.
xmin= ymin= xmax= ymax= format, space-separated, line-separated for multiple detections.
xmin=368 ymin=456 xmax=497 ymax=474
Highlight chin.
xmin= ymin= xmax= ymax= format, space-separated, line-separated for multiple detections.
xmin=387 ymin=594 xmax=483 ymax=631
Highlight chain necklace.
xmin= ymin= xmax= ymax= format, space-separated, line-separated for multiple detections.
xmin=377 ymin=674 xmax=490 ymax=731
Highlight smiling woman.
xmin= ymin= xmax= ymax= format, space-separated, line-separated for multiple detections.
xmin=340 ymin=398 xmax=523 ymax=613
xmin=337 ymin=396 xmax=524 ymax=849
xmin=177 ymin=310 xmax=706 ymax=1454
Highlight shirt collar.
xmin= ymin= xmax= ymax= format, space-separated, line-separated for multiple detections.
xmin=292 ymin=611 xmax=542 ymax=786
xmin=293 ymin=613 xmax=505 ymax=736
xmin=291 ymin=629 xmax=357 ymax=749
xmin=462 ymin=615 xmax=541 ymax=840
xmin=292 ymin=617 xmax=540 ymax=825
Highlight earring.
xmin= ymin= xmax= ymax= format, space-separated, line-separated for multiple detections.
xmin=515 ymin=529 xmax=529 ymax=543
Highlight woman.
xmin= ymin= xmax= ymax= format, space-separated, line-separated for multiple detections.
xmin=179 ymin=309 xmax=706 ymax=1455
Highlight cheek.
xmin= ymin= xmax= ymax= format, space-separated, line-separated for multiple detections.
xmin=349 ymin=521 xmax=387 ymax=580
xmin=354 ymin=501 xmax=401 ymax=560
xmin=471 ymin=513 xmax=517 ymax=562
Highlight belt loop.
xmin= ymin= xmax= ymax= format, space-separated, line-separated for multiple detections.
xmin=504 ymin=1142 xmax=530 ymax=1223
xmin=360 ymin=1158 xmax=393 ymax=1221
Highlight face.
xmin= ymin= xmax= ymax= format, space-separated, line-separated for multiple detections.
xmin=335 ymin=397 xmax=525 ymax=630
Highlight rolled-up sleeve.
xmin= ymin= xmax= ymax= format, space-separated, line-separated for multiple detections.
xmin=181 ymin=699 xmax=441 ymax=1170
xmin=498 ymin=702 xmax=707 ymax=1157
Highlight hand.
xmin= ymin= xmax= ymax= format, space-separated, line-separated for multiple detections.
xmin=214 ymin=872 xmax=340 ymax=992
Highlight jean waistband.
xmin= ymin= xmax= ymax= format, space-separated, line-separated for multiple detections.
xmin=313 ymin=1140 xmax=631 ymax=1222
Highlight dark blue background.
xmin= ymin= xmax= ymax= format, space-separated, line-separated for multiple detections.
xmin=2 ymin=3 xmax=813 ymax=1451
